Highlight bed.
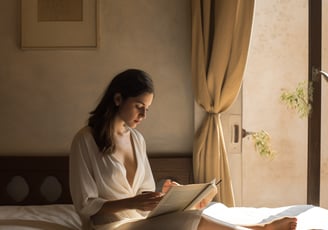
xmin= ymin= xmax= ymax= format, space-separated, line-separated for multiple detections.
xmin=0 ymin=155 xmax=327 ymax=230
xmin=0 ymin=155 xmax=193 ymax=230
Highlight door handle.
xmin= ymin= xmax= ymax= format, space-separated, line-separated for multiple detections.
xmin=242 ymin=128 xmax=255 ymax=138
xmin=312 ymin=66 xmax=328 ymax=81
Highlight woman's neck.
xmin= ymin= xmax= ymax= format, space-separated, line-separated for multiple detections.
xmin=113 ymin=117 xmax=129 ymax=136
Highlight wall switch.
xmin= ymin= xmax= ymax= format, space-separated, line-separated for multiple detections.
xmin=227 ymin=115 xmax=242 ymax=154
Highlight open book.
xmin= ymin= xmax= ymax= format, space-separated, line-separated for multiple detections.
xmin=147 ymin=179 xmax=220 ymax=218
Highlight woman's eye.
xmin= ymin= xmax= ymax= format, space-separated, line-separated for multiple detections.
xmin=136 ymin=105 xmax=144 ymax=110
xmin=136 ymin=105 xmax=149 ymax=113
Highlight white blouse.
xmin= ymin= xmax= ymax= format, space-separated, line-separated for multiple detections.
xmin=70 ymin=126 xmax=202 ymax=230
xmin=69 ymin=126 xmax=155 ymax=229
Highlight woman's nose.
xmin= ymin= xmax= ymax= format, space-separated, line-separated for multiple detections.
xmin=140 ymin=108 xmax=146 ymax=118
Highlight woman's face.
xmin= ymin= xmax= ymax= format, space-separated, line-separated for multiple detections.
xmin=116 ymin=92 xmax=153 ymax=128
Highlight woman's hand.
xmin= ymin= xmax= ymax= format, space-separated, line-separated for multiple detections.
xmin=131 ymin=192 xmax=164 ymax=211
xmin=161 ymin=179 xmax=180 ymax=193
xmin=193 ymin=185 xmax=217 ymax=210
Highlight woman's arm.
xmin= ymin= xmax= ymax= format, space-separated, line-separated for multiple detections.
xmin=95 ymin=191 xmax=164 ymax=215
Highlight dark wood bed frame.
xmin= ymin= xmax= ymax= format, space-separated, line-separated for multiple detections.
xmin=0 ymin=155 xmax=193 ymax=205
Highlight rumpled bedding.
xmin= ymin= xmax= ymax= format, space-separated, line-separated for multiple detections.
xmin=0 ymin=204 xmax=81 ymax=230
xmin=0 ymin=203 xmax=327 ymax=230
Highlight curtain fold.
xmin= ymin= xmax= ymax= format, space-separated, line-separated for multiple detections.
xmin=191 ymin=0 xmax=254 ymax=207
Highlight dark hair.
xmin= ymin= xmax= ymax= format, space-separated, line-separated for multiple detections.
xmin=88 ymin=69 xmax=154 ymax=153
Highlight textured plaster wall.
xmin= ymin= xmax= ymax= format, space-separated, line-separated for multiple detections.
xmin=0 ymin=0 xmax=193 ymax=155
xmin=242 ymin=0 xmax=308 ymax=207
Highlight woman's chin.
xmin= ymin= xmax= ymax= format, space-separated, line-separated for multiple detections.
xmin=127 ymin=123 xmax=138 ymax=129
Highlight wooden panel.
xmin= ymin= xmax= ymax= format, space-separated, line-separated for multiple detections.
xmin=0 ymin=155 xmax=193 ymax=205
xmin=149 ymin=156 xmax=194 ymax=185
xmin=0 ymin=156 xmax=71 ymax=205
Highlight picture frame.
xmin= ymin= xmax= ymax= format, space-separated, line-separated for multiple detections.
xmin=21 ymin=0 xmax=98 ymax=49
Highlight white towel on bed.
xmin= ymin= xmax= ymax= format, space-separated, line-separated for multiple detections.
xmin=202 ymin=202 xmax=328 ymax=230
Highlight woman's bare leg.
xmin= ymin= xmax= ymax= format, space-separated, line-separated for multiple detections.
xmin=198 ymin=217 xmax=235 ymax=230
xmin=197 ymin=216 xmax=297 ymax=230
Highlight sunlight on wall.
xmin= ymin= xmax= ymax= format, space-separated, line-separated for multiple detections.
xmin=242 ymin=0 xmax=308 ymax=207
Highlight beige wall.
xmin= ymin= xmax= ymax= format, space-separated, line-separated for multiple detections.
xmin=0 ymin=0 xmax=193 ymax=155
xmin=240 ymin=0 xmax=327 ymax=208
xmin=242 ymin=0 xmax=309 ymax=207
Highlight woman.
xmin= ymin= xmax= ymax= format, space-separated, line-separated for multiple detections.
xmin=69 ymin=69 xmax=297 ymax=230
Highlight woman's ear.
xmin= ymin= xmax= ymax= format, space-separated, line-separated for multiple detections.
xmin=114 ymin=93 xmax=122 ymax=106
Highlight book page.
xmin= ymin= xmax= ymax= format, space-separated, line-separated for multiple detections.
xmin=147 ymin=182 xmax=213 ymax=218
xmin=184 ymin=183 xmax=216 ymax=210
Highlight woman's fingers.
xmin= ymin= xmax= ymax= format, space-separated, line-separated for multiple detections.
xmin=137 ymin=192 xmax=164 ymax=211
xmin=161 ymin=179 xmax=180 ymax=193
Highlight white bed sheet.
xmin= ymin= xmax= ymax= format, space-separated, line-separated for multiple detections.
xmin=203 ymin=203 xmax=328 ymax=230
xmin=0 ymin=203 xmax=327 ymax=230
xmin=0 ymin=204 xmax=81 ymax=230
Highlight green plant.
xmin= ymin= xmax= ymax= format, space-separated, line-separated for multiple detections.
xmin=251 ymin=130 xmax=276 ymax=158
xmin=280 ymin=81 xmax=313 ymax=119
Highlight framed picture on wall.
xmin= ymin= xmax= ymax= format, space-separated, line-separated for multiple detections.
xmin=21 ymin=0 xmax=98 ymax=49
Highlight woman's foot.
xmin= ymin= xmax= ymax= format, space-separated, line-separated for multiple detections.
xmin=264 ymin=217 xmax=297 ymax=230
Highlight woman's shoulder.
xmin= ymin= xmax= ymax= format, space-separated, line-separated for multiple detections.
xmin=72 ymin=126 xmax=94 ymax=143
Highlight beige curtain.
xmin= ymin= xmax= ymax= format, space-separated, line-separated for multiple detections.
xmin=191 ymin=0 xmax=254 ymax=207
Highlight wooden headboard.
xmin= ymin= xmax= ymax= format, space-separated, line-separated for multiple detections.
xmin=0 ymin=155 xmax=193 ymax=205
